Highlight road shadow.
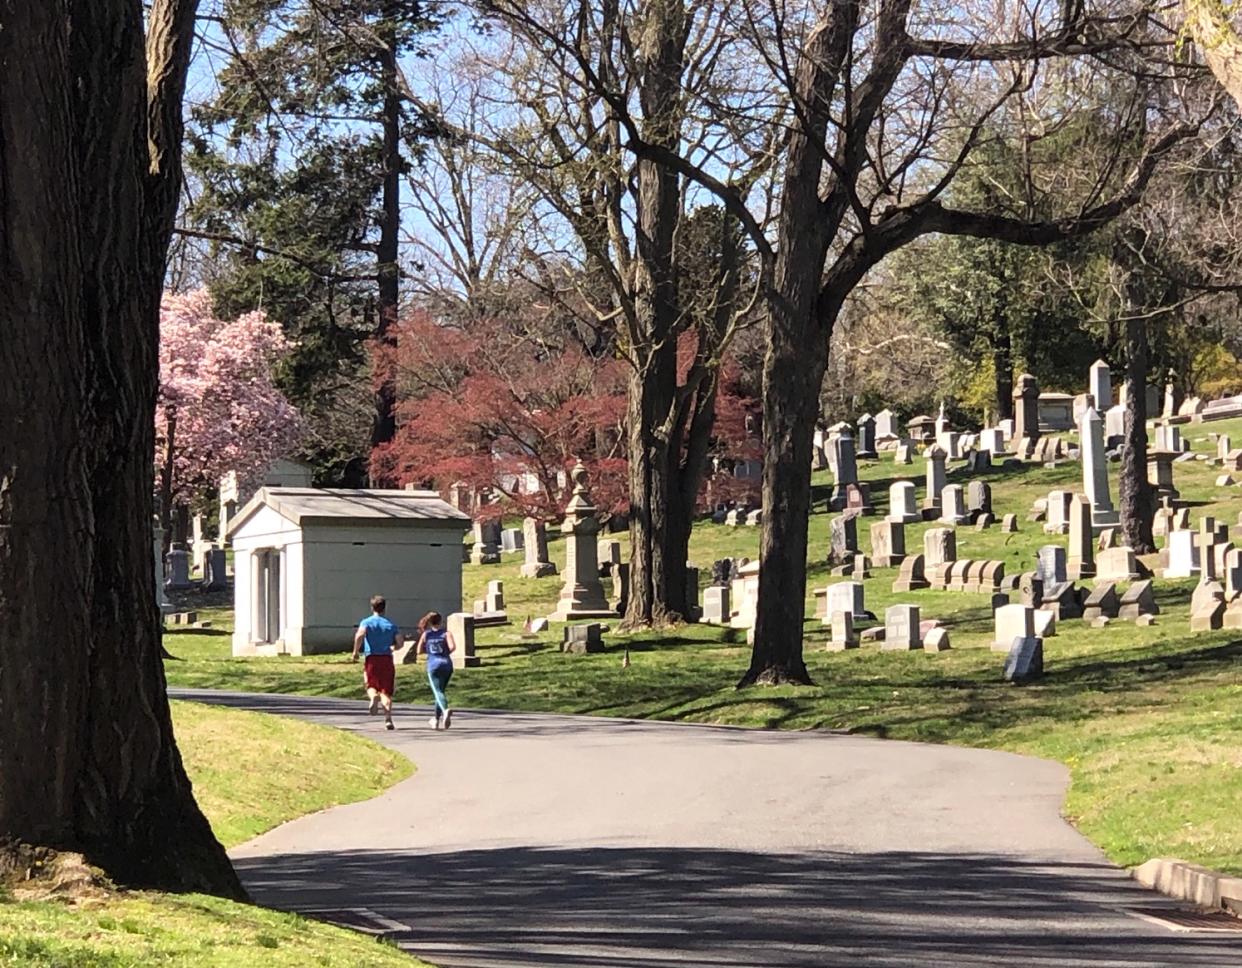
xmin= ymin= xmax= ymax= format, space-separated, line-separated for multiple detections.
xmin=232 ymin=845 xmax=1241 ymax=968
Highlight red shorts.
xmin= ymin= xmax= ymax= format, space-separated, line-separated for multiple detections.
xmin=364 ymin=654 xmax=395 ymax=696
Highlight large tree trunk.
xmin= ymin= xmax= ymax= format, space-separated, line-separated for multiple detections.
xmin=1120 ymin=309 xmax=1155 ymax=553
xmin=371 ymin=5 xmax=402 ymax=457
xmin=623 ymin=0 xmax=688 ymax=627
xmin=0 ymin=0 xmax=241 ymax=897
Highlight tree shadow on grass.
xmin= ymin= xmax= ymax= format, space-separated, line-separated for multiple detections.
xmin=232 ymin=845 xmax=1240 ymax=968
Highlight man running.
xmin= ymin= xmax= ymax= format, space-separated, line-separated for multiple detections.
xmin=352 ymin=595 xmax=403 ymax=730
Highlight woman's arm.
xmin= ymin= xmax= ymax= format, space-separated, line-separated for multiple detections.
xmin=445 ymin=631 xmax=457 ymax=654
xmin=415 ymin=632 xmax=428 ymax=654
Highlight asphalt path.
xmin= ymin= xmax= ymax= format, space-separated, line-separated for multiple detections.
xmin=174 ymin=689 xmax=1242 ymax=967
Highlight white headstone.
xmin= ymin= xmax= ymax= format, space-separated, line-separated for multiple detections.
xmin=888 ymin=481 xmax=920 ymax=524
xmin=1089 ymin=360 xmax=1112 ymax=410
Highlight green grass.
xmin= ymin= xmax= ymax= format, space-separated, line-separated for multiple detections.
xmin=0 ymin=703 xmax=425 ymax=967
xmin=164 ymin=415 xmax=1242 ymax=877
xmin=171 ymin=700 xmax=412 ymax=849
xmin=0 ymin=892 xmax=425 ymax=967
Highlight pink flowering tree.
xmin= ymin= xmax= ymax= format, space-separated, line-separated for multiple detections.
xmin=156 ymin=290 xmax=302 ymax=534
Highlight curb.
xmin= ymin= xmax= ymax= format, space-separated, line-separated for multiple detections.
xmin=1133 ymin=858 xmax=1242 ymax=913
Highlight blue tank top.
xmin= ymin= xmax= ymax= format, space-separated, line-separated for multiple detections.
xmin=424 ymin=627 xmax=452 ymax=663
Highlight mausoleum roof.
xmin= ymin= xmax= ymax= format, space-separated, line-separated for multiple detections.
xmin=227 ymin=487 xmax=472 ymax=538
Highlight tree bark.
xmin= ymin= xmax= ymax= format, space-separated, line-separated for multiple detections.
xmin=993 ymin=331 xmax=1014 ymax=422
xmin=371 ymin=3 xmax=402 ymax=457
xmin=624 ymin=0 xmax=688 ymax=626
xmin=1120 ymin=307 xmax=1155 ymax=553
xmin=0 ymin=0 xmax=242 ymax=897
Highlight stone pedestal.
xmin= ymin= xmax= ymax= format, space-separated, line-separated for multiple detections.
xmin=1013 ymin=373 xmax=1041 ymax=454
xmin=549 ymin=463 xmax=615 ymax=621
xmin=448 ymin=612 xmax=480 ymax=667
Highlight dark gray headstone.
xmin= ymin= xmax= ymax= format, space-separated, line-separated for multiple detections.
xmin=1003 ymin=636 xmax=1044 ymax=684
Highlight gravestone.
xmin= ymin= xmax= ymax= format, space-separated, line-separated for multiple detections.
xmin=562 ymin=623 xmax=604 ymax=654
xmin=829 ymin=431 xmax=859 ymax=510
xmin=1104 ymin=404 xmax=1126 ymax=447
xmin=1036 ymin=545 xmax=1068 ymax=587
xmin=939 ymin=484 xmax=969 ymax=525
xmin=1080 ymin=407 xmax=1119 ymax=527
xmin=979 ymin=428 xmax=1004 ymax=456
xmin=1148 ymin=451 xmax=1179 ymax=500
xmin=500 ymin=528 xmax=525 ymax=554
xmin=883 ymin=604 xmax=921 ymax=651
xmin=1033 ymin=608 xmax=1057 ymax=638
xmin=1067 ymin=495 xmax=1095 ymax=579
xmin=892 ymin=554 xmax=930 ymax=592
xmin=826 ymin=582 xmax=866 ymax=622
xmin=703 ymin=586 xmax=730 ymax=625
xmin=923 ymin=527 xmax=957 ymax=567
xmin=520 ymin=518 xmax=558 ymax=578
xmin=165 ymin=547 xmax=191 ymax=590
xmin=1118 ymin=580 xmax=1158 ymax=620
xmin=549 ymin=463 xmax=615 ymax=620
xmin=447 ymin=612 xmax=480 ymax=667
xmin=1165 ymin=529 xmax=1199 ymax=579
xmin=745 ymin=509 xmax=762 ymax=526
xmin=1089 ymin=359 xmax=1112 ymax=410
xmin=1190 ymin=581 xmax=1226 ymax=631
xmin=827 ymin=611 xmax=859 ymax=651
xmin=598 ymin=539 xmax=623 ymax=572
xmin=856 ymin=413 xmax=878 ymax=459
xmin=1001 ymin=513 xmax=1019 ymax=533
xmin=967 ymin=480 xmax=993 ymax=519
xmin=1044 ymin=490 xmax=1072 ymax=535
xmin=924 ymin=445 xmax=947 ymax=510
xmin=923 ymin=627 xmax=951 ymax=652
xmin=1004 ymin=636 xmax=1044 ymax=684
xmin=1013 ymin=373 xmax=1041 ymax=453
xmin=470 ymin=520 xmax=502 ymax=565
xmin=1196 ymin=518 xmax=1221 ymax=581
xmin=876 ymin=409 xmax=899 ymax=440
xmin=203 ymin=547 xmax=228 ymax=591
xmin=870 ymin=520 xmax=906 ymax=567
xmin=1224 ymin=547 xmax=1242 ymax=600
xmin=1082 ymin=582 xmax=1120 ymax=623
xmin=828 ymin=513 xmax=861 ymax=566
xmin=1096 ymin=546 xmax=1139 ymax=581
xmin=887 ymin=481 xmax=921 ymax=524
xmin=993 ymin=603 xmax=1035 ymax=651
xmin=1018 ymin=572 xmax=1043 ymax=608
xmin=1219 ymin=434 xmax=1233 ymax=464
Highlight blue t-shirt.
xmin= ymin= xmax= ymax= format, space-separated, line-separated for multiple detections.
xmin=359 ymin=614 xmax=398 ymax=656
xmin=424 ymin=627 xmax=452 ymax=665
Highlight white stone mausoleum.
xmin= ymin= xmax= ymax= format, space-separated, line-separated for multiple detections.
xmin=227 ymin=487 xmax=471 ymax=656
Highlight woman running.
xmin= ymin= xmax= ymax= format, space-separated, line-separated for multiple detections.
xmin=415 ymin=611 xmax=456 ymax=730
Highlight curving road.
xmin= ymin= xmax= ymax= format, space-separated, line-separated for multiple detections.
xmin=176 ymin=690 xmax=1242 ymax=967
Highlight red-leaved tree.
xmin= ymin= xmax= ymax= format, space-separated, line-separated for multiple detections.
xmin=373 ymin=312 xmax=760 ymax=521
xmin=372 ymin=311 xmax=628 ymax=518
xmin=157 ymin=289 xmax=303 ymax=522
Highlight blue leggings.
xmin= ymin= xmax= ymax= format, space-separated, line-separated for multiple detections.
xmin=427 ymin=661 xmax=453 ymax=715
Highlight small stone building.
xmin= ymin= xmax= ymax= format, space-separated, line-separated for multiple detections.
xmin=227 ymin=487 xmax=471 ymax=656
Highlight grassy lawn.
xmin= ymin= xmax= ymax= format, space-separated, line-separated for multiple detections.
xmin=164 ymin=415 xmax=1242 ymax=877
xmin=0 ymin=703 xmax=425 ymax=967
xmin=172 ymin=700 xmax=412 ymax=849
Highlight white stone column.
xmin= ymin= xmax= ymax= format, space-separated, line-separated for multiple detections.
xmin=1080 ymin=407 xmax=1118 ymax=527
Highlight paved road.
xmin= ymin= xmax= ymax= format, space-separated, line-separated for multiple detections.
xmin=176 ymin=690 xmax=1242 ymax=967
